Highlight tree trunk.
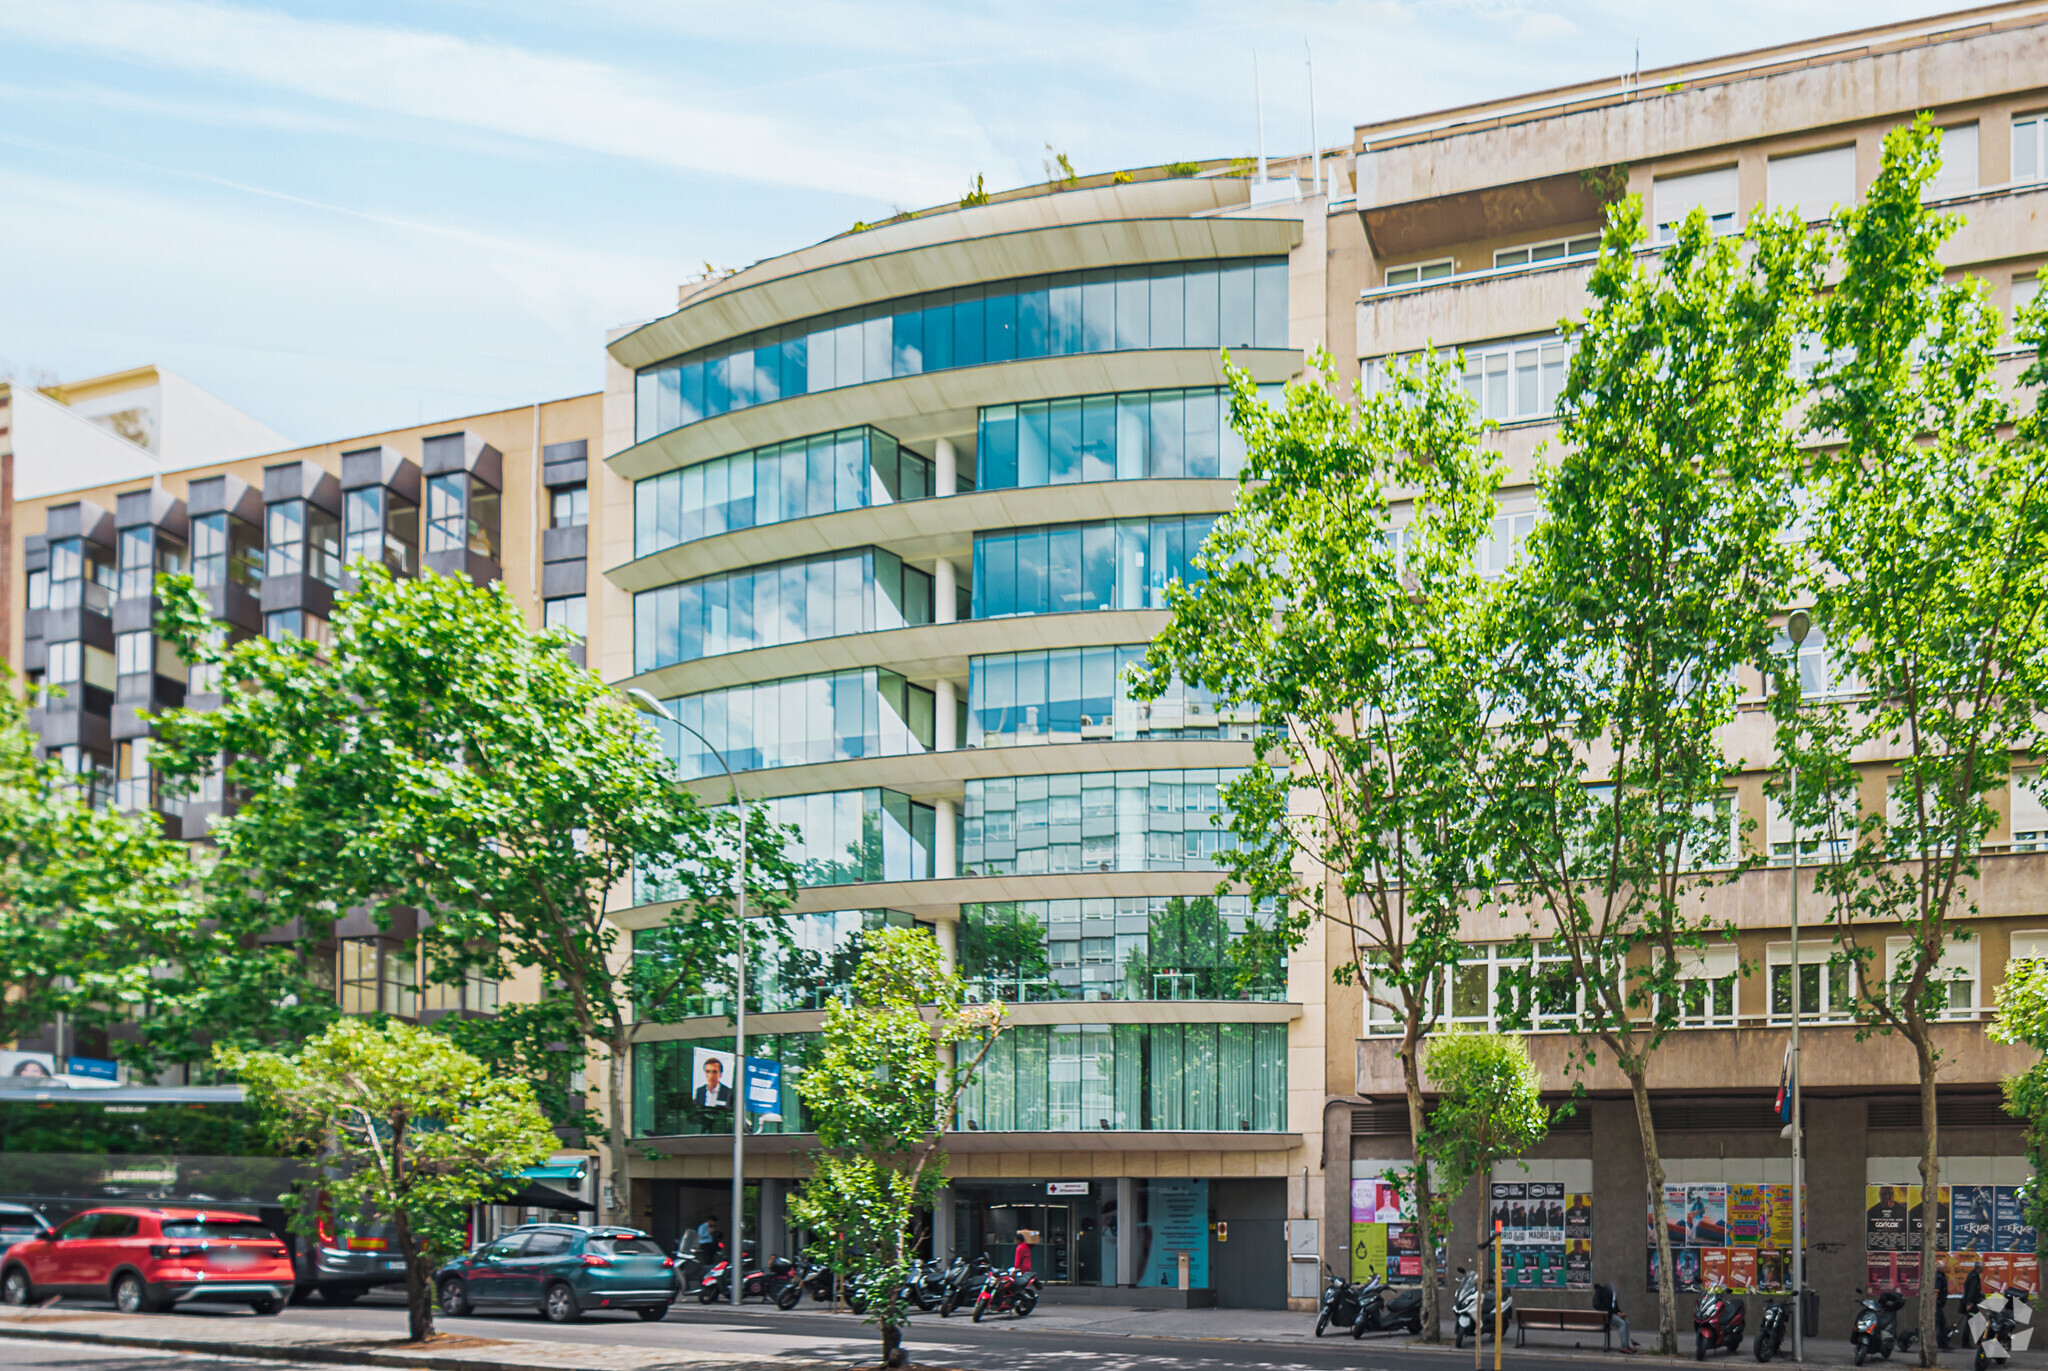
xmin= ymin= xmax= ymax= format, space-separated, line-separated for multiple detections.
xmin=394 ymin=1211 xmax=434 ymax=1342
xmin=1630 ymin=1066 xmax=1679 ymax=1355
xmin=604 ymin=1031 xmax=632 ymax=1226
xmin=1916 ymin=1032 xmax=1940 ymax=1368
xmin=880 ymin=1320 xmax=905 ymax=1368
xmin=1401 ymin=1028 xmax=1441 ymax=1340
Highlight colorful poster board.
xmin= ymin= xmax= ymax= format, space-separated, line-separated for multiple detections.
xmin=1864 ymin=1184 xmax=2039 ymax=1296
xmin=1351 ymin=1177 xmax=1411 ymax=1284
xmin=1494 ymin=1180 xmax=1587 ymax=1290
xmin=1650 ymin=1182 xmax=1802 ymax=1292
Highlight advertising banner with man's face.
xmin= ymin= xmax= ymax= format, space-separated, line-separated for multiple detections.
xmin=691 ymin=1048 xmax=735 ymax=1110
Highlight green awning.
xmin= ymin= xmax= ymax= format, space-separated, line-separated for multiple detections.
xmin=517 ymin=1163 xmax=587 ymax=1182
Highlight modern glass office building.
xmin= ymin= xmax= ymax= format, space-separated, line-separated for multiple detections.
xmin=602 ymin=169 xmax=1321 ymax=1309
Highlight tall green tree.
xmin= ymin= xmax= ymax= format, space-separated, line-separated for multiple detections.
xmin=221 ymin=1018 xmax=556 ymax=1341
xmin=790 ymin=926 xmax=1006 ymax=1370
xmin=1777 ymin=117 xmax=2048 ymax=1365
xmin=1135 ymin=350 xmax=1502 ymax=1341
xmin=1990 ymin=953 xmax=2048 ymax=1234
xmin=1478 ymin=190 xmax=1819 ymax=1350
xmin=152 ymin=565 xmax=799 ymax=1226
xmin=1421 ymin=1032 xmax=1548 ymax=1252
xmin=0 ymin=675 xmax=197 ymax=1066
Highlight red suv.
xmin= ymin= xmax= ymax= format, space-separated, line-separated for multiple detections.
xmin=0 ymin=1207 xmax=293 ymax=1315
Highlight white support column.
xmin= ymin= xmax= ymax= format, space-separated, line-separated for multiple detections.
xmin=760 ymin=1177 xmax=788 ymax=1259
xmin=935 ymin=437 xmax=958 ymax=497
xmin=933 ymin=1186 xmax=956 ymax=1263
xmin=1115 ymin=1177 xmax=1138 ymax=1287
xmin=936 ymin=679 xmax=958 ymax=751
xmin=934 ymin=799 xmax=957 ymax=881
xmin=934 ymin=558 xmax=958 ymax=624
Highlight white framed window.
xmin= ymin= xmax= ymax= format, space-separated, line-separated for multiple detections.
xmin=1475 ymin=504 xmax=1538 ymax=579
xmin=1886 ymin=774 xmax=1966 ymax=856
xmin=1664 ymin=943 xmax=1740 ymax=1027
xmin=115 ymin=631 xmax=151 ymax=678
xmin=2010 ymin=768 xmax=2048 ymax=852
xmin=1690 ymin=791 xmax=1740 ymax=870
xmin=1426 ymin=941 xmax=1590 ymax=1035
xmin=1458 ymin=336 xmax=1569 ymax=423
xmin=1494 ymin=234 xmax=1601 ymax=270
xmin=1765 ymin=788 xmax=1856 ymax=866
xmin=1772 ymin=625 xmax=1855 ymax=699
xmin=2014 ymin=275 xmax=2040 ymax=338
xmin=2013 ymin=112 xmax=2047 ymax=186
xmin=2011 ymin=930 xmax=2048 ymax=965
xmin=1884 ymin=934 xmax=1978 ymax=1019
xmin=1924 ymin=124 xmax=1979 ymax=200
xmin=1766 ymin=146 xmax=1857 ymax=222
xmin=1767 ymin=941 xmax=1855 ymax=1022
xmin=1385 ymin=258 xmax=1454 ymax=287
xmin=1655 ymin=167 xmax=1739 ymax=242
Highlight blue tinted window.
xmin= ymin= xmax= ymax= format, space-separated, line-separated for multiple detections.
xmin=632 ymin=546 xmax=935 ymax=672
xmin=974 ymin=385 xmax=1280 ymax=492
xmin=972 ymin=516 xmax=1216 ymax=621
xmin=631 ymin=259 xmax=1288 ymax=441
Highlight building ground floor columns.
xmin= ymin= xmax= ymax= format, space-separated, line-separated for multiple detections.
xmin=630 ymin=1138 xmax=1307 ymax=1309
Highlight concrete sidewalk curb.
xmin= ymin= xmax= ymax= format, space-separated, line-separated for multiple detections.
xmin=0 ymin=1323 xmax=854 ymax=1371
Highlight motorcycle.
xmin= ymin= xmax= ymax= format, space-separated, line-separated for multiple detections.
xmin=1967 ymin=1287 xmax=2035 ymax=1371
xmin=775 ymin=1253 xmax=824 ymax=1310
xmin=971 ymin=1266 xmax=1041 ymax=1322
xmin=940 ymin=1256 xmax=990 ymax=1317
xmin=1316 ymin=1264 xmax=1364 ymax=1336
xmin=1754 ymin=1293 xmax=1796 ymax=1362
xmin=1351 ymin=1269 xmax=1425 ymax=1339
xmin=1454 ymin=1266 xmax=1513 ymax=1349
xmin=1695 ymin=1285 xmax=1746 ymax=1359
xmin=1852 ymin=1288 xmax=1916 ymax=1364
xmin=698 ymin=1251 xmax=777 ymax=1304
xmin=908 ymin=1259 xmax=948 ymax=1313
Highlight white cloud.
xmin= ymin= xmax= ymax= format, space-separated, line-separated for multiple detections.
xmin=0 ymin=0 xmax=984 ymax=202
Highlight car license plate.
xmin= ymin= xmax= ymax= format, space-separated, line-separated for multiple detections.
xmin=383 ymin=1259 xmax=405 ymax=1270
xmin=212 ymin=1248 xmax=256 ymax=1269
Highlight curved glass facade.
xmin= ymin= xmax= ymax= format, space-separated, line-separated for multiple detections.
xmin=958 ymin=1020 xmax=1287 ymax=1133
xmin=633 ymin=258 xmax=1291 ymax=443
xmin=635 ymin=787 xmax=934 ymax=903
xmin=970 ymin=516 xmax=1215 ymax=620
xmin=632 ymin=427 xmax=938 ymax=559
xmin=959 ymin=894 xmax=1282 ymax=1003
xmin=634 ymin=909 xmax=921 ymax=1017
xmin=978 ymin=386 xmax=1275 ymax=489
xmin=648 ymin=668 xmax=939 ymax=781
xmin=959 ymin=767 xmax=1249 ymax=876
xmin=968 ymin=644 xmax=1254 ymax=748
xmin=633 ymin=547 xmax=933 ymax=673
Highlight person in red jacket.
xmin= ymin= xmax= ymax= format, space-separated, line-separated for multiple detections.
xmin=1014 ymin=1235 xmax=1033 ymax=1272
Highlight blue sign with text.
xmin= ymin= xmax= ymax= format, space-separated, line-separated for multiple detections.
xmin=745 ymin=1057 xmax=782 ymax=1116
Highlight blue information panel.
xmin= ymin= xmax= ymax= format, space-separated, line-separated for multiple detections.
xmin=744 ymin=1057 xmax=782 ymax=1116
xmin=1139 ymin=1179 xmax=1210 ymax=1290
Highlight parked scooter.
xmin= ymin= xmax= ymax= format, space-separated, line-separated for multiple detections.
xmin=1967 ymin=1287 xmax=2035 ymax=1371
xmin=940 ymin=1256 xmax=990 ymax=1317
xmin=1454 ymin=1266 xmax=1514 ymax=1349
xmin=970 ymin=1266 xmax=1041 ymax=1321
xmin=1695 ymin=1285 xmax=1747 ymax=1358
xmin=1852 ymin=1288 xmax=1916 ymax=1364
xmin=1754 ymin=1292 xmax=1796 ymax=1362
xmin=698 ymin=1249 xmax=778 ymax=1304
xmin=1350 ymin=1268 xmax=1425 ymax=1339
xmin=1315 ymin=1264 xmax=1364 ymax=1337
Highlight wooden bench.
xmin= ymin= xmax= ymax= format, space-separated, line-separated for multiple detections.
xmin=1513 ymin=1306 xmax=1614 ymax=1350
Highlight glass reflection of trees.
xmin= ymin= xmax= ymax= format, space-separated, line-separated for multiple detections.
xmin=958 ymin=895 xmax=1282 ymax=1003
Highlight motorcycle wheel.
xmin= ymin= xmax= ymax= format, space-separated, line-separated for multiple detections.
xmin=1411 ymin=1314 xmax=1423 ymax=1334
xmin=1976 ymin=1349 xmax=1989 ymax=1371
xmin=1315 ymin=1310 xmax=1330 ymax=1337
xmin=1854 ymin=1342 xmax=1868 ymax=1366
xmin=972 ymin=1295 xmax=987 ymax=1323
xmin=1756 ymin=1332 xmax=1773 ymax=1363
xmin=1900 ymin=1332 xmax=1917 ymax=1352
xmin=1016 ymin=1292 xmax=1036 ymax=1317
xmin=776 ymin=1284 xmax=801 ymax=1311
xmin=1353 ymin=1314 xmax=1370 ymax=1340
xmin=1698 ymin=1335 xmax=1708 ymax=1360
xmin=1457 ymin=1328 xmax=1467 ymax=1350
xmin=698 ymin=1286 xmax=718 ymax=1304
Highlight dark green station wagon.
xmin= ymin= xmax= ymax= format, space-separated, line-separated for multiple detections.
xmin=435 ymin=1225 xmax=677 ymax=1323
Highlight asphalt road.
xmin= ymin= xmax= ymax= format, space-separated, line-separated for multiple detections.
xmin=0 ymin=1343 xmax=334 ymax=1371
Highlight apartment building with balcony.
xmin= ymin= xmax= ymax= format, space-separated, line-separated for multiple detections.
xmin=1336 ymin=0 xmax=2048 ymax=1314
xmin=7 ymin=390 xmax=604 ymax=1078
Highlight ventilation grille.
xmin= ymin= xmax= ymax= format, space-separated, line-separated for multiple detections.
xmin=1652 ymin=1098 xmax=1786 ymax=1132
xmin=1868 ymin=1096 xmax=2014 ymax=1130
xmin=1353 ymin=1105 xmax=1413 ymax=1135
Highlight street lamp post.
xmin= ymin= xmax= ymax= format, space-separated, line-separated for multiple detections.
xmin=1784 ymin=610 xmax=1810 ymax=1362
xmin=630 ymin=688 xmax=748 ymax=1309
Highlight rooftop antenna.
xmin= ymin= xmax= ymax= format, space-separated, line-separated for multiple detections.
xmin=1632 ymin=40 xmax=1641 ymax=95
xmin=1306 ymin=38 xmax=1320 ymax=197
xmin=1254 ymin=50 xmax=1267 ymax=184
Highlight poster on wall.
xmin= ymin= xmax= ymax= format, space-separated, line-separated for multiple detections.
xmin=1351 ymin=1177 xmax=1411 ymax=1283
xmin=1141 ymin=1179 xmax=1210 ymax=1290
xmin=1863 ymin=1179 xmax=2038 ymax=1295
xmin=1651 ymin=1181 xmax=1803 ymax=1292
xmin=0 ymin=1051 xmax=56 ymax=1080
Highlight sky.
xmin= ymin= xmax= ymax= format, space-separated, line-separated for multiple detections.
xmin=0 ymin=0 xmax=1982 ymax=446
